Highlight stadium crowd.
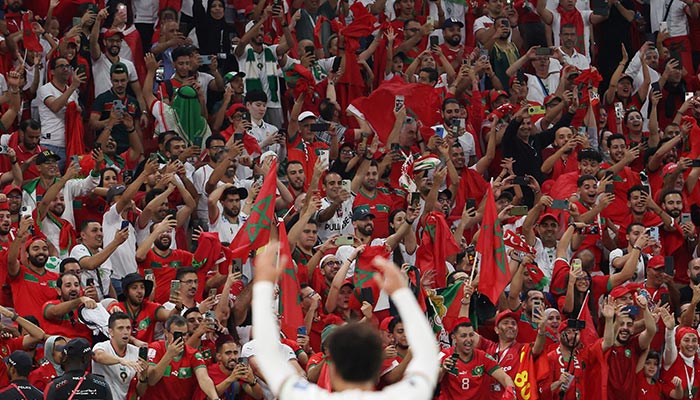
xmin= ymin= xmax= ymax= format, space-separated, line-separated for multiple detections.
xmin=0 ymin=0 xmax=699 ymax=398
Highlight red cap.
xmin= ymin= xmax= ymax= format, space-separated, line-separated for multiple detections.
xmin=225 ymin=103 xmax=247 ymax=118
xmin=489 ymin=90 xmax=508 ymax=106
xmin=495 ymin=310 xmax=519 ymax=325
xmin=609 ymin=285 xmax=634 ymax=300
xmin=66 ymin=36 xmax=80 ymax=46
xmin=662 ymin=163 xmax=678 ymax=178
xmin=0 ymin=203 xmax=9 ymax=211
xmin=557 ymin=318 xmax=581 ymax=334
xmin=544 ymin=94 xmax=562 ymax=105
xmin=379 ymin=316 xmax=394 ymax=331
xmin=2 ymin=185 xmax=21 ymax=195
xmin=104 ymin=29 xmax=124 ymax=40
xmin=446 ymin=316 xmax=473 ymax=333
xmin=341 ymin=279 xmax=354 ymax=289
xmin=538 ymin=212 xmax=558 ymax=225
xmin=647 ymin=255 xmax=664 ymax=269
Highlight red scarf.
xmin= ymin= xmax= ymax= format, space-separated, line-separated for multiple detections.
xmin=557 ymin=5 xmax=586 ymax=55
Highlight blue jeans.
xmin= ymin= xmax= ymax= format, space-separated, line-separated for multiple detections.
xmin=41 ymin=144 xmax=66 ymax=172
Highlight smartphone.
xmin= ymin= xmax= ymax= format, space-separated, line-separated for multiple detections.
xmin=509 ymin=205 xmax=528 ymax=216
xmin=571 ymin=258 xmax=582 ymax=271
xmin=410 ymin=192 xmax=421 ymax=209
xmin=647 ymin=226 xmax=659 ymax=240
xmin=310 ymin=122 xmax=330 ymax=132
xmin=120 ymin=220 xmax=129 ymax=230
xmin=614 ymin=102 xmax=625 ymax=120
xmin=516 ymin=70 xmax=527 ymax=83
xmin=651 ymin=82 xmax=661 ymax=93
xmin=0 ymin=145 xmax=7 ymax=155
xmin=682 ymin=213 xmax=692 ymax=224
xmin=429 ymin=36 xmax=439 ymax=49
xmin=501 ymin=19 xmax=510 ymax=27
xmin=659 ymin=22 xmax=668 ymax=32
xmin=199 ymin=55 xmax=212 ymax=65
xmin=71 ymin=155 xmax=79 ymax=165
xmin=692 ymin=160 xmax=700 ymax=168
xmin=155 ymin=67 xmax=165 ymax=82
xmin=112 ymin=100 xmax=123 ymax=114
xmin=144 ymin=269 xmax=154 ymax=281
xmin=241 ymin=111 xmax=251 ymax=123
xmin=331 ymin=56 xmax=342 ymax=73
xmin=551 ymin=199 xmax=569 ymax=210
xmin=334 ymin=234 xmax=354 ymax=246
xmin=209 ymin=288 xmax=218 ymax=298
xmin=73 ymin=17 xmax=82 ymax=27
xmin=390 ymin=143 xmax=401 ymax=153
xmin=532 ymin=298 xmax=543 ymax=309
xmin=426 ymin=15 xmax=434 ymax=27
xmin=170 ymin=280 xmax=181 ymax=298
xmin=138 ymin=346 xmax=148 ymax=360
xmin=513 ymin=176 xmax=530 ymax=186
xmin=434 ymin=126 xmax=446 ymax=139
xmin=664 ymin=256 xmax=675 ymax=276
xmin=605 ymin=183 xmax=615 ymax=194
xmin=172 ymin=331 xmax=184 ymax=342
xmin=394 ymin=95 xmax=404 ymax=113
xmin=361 ymin=287 xmax=374 ymax=305
xmin=86 ymin=277 xmax=94 ymax=286
xmin=232 ymin=258 xmax=243 ymax=274
xmin=238 ymin=357 xmax=249 ymax=366
xmin=466 ymin=198 xmax=476 ymax=210
xmin=528 ymin=105 xmax=546 ymax=115
xmin=233 ymin=133 xmax=243 ymax=142
xmin=297 ymin=326 xmax=307 ymax=336
xmin=76 ymin=64 xmax=86 ymax=75
xmin=623 ymin=305 xmax=640 ymax=316
xmin=687 ymin=92 xmax=696 ymax=102
xmin=535 ymin=47 xmax=553 ymax=56
xmin=123 ymin=170 xmax=133 ymax=184
xmin=637 ymin=288 xmax=655 ymax=311
xmin=304 ymin=45 xmax=315 ymax=56
xmin=577 ymin=126 xmax=587 ymax=136
xmin=341 ymin=179 xmax=351 ymax=193
xmin=318 ymin=149 xmax=329 ymax=167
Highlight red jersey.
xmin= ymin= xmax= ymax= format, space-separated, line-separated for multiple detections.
xmin=661 ymin=354 xmax=700 ymax=399
xmin=108 ymin=300 xmax=164 ymax=343
xmin=27 ymin=359 xmax=59 ymax=392
xmin=438 ymin=347 xmax=501 ymax=400
xmin=138 ymin=249 xmax=195 ymax=304
xmin=306 ymin=352 xmax=332 ymax=390
xmin=193 ymin=363 xmax=243 ymax=400
xmin=0 ymin=336 xmax=24 ymax=387
xmin=352 ymin=188 xmax=392 ymax=239
xmin=144 ymin=341 xmax=206 ymax=400
xmin=607 ymin=335 xmax=643 ymax=399
xmin=542 ymin=347 xmax=583 ymax=400
xmin=514 ymin=310 xmax=538 ymax=344
xmin=478 ymin=338 xmax=526 ymax=399
xmin=8 ymin=265 xmax=58 ymax=317
xmin=40 ymin=300 xmax=93 ymax=340
xmin=636 ymin=370 xmax=662 ymax=399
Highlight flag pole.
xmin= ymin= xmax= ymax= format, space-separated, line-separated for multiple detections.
xmin=469 ymin=253 xmax=478 ymax=283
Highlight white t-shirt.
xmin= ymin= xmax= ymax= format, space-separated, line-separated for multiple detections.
xmin=525 ymin=60 xmax=562 ymax=104
xmin=132 ymin=0 xmax=159 ymax=24
xmin=37 ymin=82 xmax=79 ymax=147
xmin=609 ymin=247 xmax=646 ymax=284
xmin=533 ymin=237 xmax=556 ymax=290
xmin=92 ymin=55 xmax=138 ymax=97
xmin=192 ymin=164 xmax=215 ymax=222
xmin=249 ymin=118 xmax=284 ymax=160
xmin=551 ymin=10 xmax=593 ymax=60
xmin=473 ymin=15 xmax=512 ymax=44
xmin=92 ymin=341 xmax=140 ymax=400
xmin=665 ymin=0 xmax=689 ymax=37
xmin=560 ymin=48 xmax=591 ymax=70
xmin=70 ymin=244 xmax=113 ymax=300
xmin=209 ymin=203 xmax=247 ymax=244
xmin=315 ymin=196 xmax=354 ymax=242
xmin=23 ymin=175 xmax=99 ymax=224
xmin=102 ymin=204 xmax=138 ymax=279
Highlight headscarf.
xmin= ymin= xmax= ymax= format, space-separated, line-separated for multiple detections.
xmin=44 ymin=335 xmax=66 ymax=376
xmin=170 ymin=85 xmax=210 ymax=146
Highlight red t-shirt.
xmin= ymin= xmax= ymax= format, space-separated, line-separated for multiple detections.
xmin=478 ymin=338 xmax=525 ymax=399
xmin=0 ymin=336 xmax=24 ymax=387
xmin=144 ymin=341 xmax=206 ymax=400
xmin=193 ymin=363 xmax=244 ymax=400
xmin=306 ymin=352 xmax=332 ymax=390
xmin=661 ymin=354 xmax=700 ymax=398
xmin=607 ymin=335 xmax=643 ymax=399
xmin=636 ymin=370 xmax=662 ymax=399
xmin=543 ymin=347 xmax=583 ymax=400
xmin=7 ymin=265 xmax=58 ymax=317
xmin=438 ymin=347 xmax=501 ymax=400
xmin=138 ymin=249 xmax=195 ymax=304
xmin=107 ymin=300 xmax=164 ymax=343
xmin=27 ymin=359 xmax=58 ymax=392
xmin=352 ymin=188 xmax=392 ymax=239
xmin=40 ymin=300 xmax=93 ymax=340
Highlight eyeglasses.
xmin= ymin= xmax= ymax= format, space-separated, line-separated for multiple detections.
xmin=182 ymin=279 xmax=198 ymax=285
xmin=341 ymin=150 xmax=354 ymax=155
xmin=7 ymin=195 xmax=21 ymax=199
xmin=323 ymin=260 xmax=341 ymax=267
xmin=54 ymin=64 xmax=70 ymax=70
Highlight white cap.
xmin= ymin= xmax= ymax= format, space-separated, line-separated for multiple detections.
xmin=298 ymin=111 xmax=317 ymax=122
xmin=245 ymin=20 xmax=256 ymax=32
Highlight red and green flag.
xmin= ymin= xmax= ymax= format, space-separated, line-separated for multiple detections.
xmin=350 ymin=245 xmax=391 ymax=310
xmin=415 ymin=211 xmax=461 ymax=288
xmin=475 ymin=185 xmax=510 ymax=306
xmin=277 ymin=222 xmax=305 ymax=339
xmin=425 ymin=281 xmax=465 ymax=349
xmin=228 ymin=160 xmax=278 ymax=261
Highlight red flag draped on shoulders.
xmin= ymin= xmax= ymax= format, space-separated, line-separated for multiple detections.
xmin=415 ymin=212 xmax=460 ymax=288
xmin=277 ymin=223 xmax=305 ymax=339
xmin=475 ymin=184 xmax=510 ymax=306
xmin=228 ymin=159 xmax=278 ymax=261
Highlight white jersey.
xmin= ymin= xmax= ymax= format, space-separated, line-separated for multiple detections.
xmin=102 ymin=204 xmax=138 ymax=279
xmin=315 ymin=196 xmax=354 ymax=242
xmin=92 ymin=341 xmax=140 ymax=400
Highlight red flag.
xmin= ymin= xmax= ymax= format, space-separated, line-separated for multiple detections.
xmin=475 ymin=185 xmax=510 ymax=306
xmin=577 ymin=291 xmax=599 ymax=346
xmin=514 ymin=343 xmax=551 ymax=400
xmin=65 ymin=102 xmax=86 ymax=161
xmin=22 ymin=14 xmax=43 ymax=53
xmin=242 ymin=133 xmax=262 ymax=157
xmin=415 ymin=212 xmax=460 ymax=288
xmin=277 ymin=223 xmax=305 ymax=339
xmin=348 ymin=76 xmax=442 ymax=144
xmin=228 ymin=160 xmax=278 ymax=261
xmin=350 ymin=245 xmax=391 ymax=309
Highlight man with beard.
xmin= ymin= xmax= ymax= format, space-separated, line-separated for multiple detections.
xmin=208 ymin=183 xmax=249 ymax=244
xmin=609 ymin=222 xmax=651 ymax=284
xmin=136 ymin=217 xmax=195 ymax=304
xmin=36 ymin=57 xmax=86 ymax=168
xmin=488 ymin=16 xmax=520 ymax=88
xmin=233 ymin=7 xmax=294 ymax=128
xmin=598 ymin=135 xmax=641 ymax=225
xmin=106 ymin=273 xmax=177 ymax=345
xmin=537 ymin=0 xmax=609 ymax=62
xmin=135 ymin=179 xmax=196 ymax=248
xmin=659 ymin=189 xmax=698 ymax=284
xmin=679 ymin=258 xmax=700 ymax=303
xmin=194 ymin=335 xmax=262 ymax=400
xmin=7 ymin=217 xmax=60 ymax=316
xmin=40 ymin=271 xmax=96 ymax=340
xmin=474 ymin=0 xmax=521 ymax=48
xmin=44 ymin=338 xmax=114 ymax=400
xmin=567 ymin=175 xmax=615 ymax=268
xmin=36 ymin=159 xmax=101 ymax=257
xmin=286 ymin=161 xmax=307 ymax=198
xmin=556 ymin=24 xmax=589 ymax=70
xmin=90 ymin=62 xmax=143 ymax=155
xmin=4 ymin=185 xmax=22 ymax=228
xmin=193 ymin=134 xmax=227 ymax=222
xmin=316 ymin=172 xmax=354 ymax=242
xmin=438 ymin=318 xmax=515 ymax=400
xmin=92 ymin=312 xmax=149 ymax=400
xmin=522 ymin=199 xmax=559 ymax=282
xmin=438 ymin=18 xmax=466 ymax=69
xmin=476 ymin=309 xmax=548 ymax=399
xmin=604 ymin=292 xmax=656 ymax=399
xmin=540 ymin=127 xmax=585 ymax=181
xmin=433 ymin=98 xmax=476 ymax=166
xmin=352 ymin=162 xmax=393 ymax=239
xmin=70 ymin=220 xmax=127 ymax=300
xmin=625 ymin=41 xmax=661 ymax=93
xmin=614 ymin=186 xmax=671 ymax=248
xmin=183 ymin=308 xmax=217 ymax=364
xmin=0 ymin=203 xmax=14 ymax=252
xmin=90 ymin=24 xmax=146 ymax=114
xmin=10 ymin=120 xmax=43 ymax=181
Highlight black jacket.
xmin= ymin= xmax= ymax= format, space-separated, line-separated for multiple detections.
xmin=44 ymin=370 xmax=113 ymax=400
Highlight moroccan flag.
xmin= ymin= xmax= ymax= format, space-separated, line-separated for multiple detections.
xmin=425 ymin=281 xmax=465 ymax=349
xmin=65 ymin=102 xmax=86 ymax=161
xmin=228 ymin=159 xmax=277 ymax=261
xmin=415 ymin=212 xmax=461 ymax=288
xmin=577 ymin=291 xmax=599 ymax=346
xmin=514 ymin=343 xmax=551 ymax=400
xmin=475 ymin=184 xmax=509 ymax=306
xmin=22 ymin=14 xmax=43 ymax=53
xmin=350 ymin=245 xmax=391 ymax=310
xmin=277 ymin=222 xmax=305 ymax=340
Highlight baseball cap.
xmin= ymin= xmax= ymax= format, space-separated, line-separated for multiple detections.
xmin=104 ymin=29 xmax=124 ymax=40
xmin=63 ymin=338 xmax=93 ymax=359
xmin=36 ymin=150 xmax=60 ymax=165
xmin=121 ymin=273 xmax=154 ymax=297
xmin=618 ymin=74 xmax=634 ymax=84
xmin=110 ymin=62 xmax=128 ymax=75
xmin=609 ymin=285 xmax=634 ymax=300
xmin=495 ymin=310 xmax=519 ymax=325
xmin=445 ymin=316 xmax=473 ymax=333
xmin=442 ymin=17 xmax=464 ymax=29
xmin=224 ymin=71 xmax=246 ymax=83
xmin=489 ymin=90 xmax=508 ymax=105
xmin=298 ymin=111 xmax=317 ymax=122
xmin=2 ymin=185 xmax=21 ymax=196
xmin=340 ymin=278 xmax=354 ymax=289
xmin=225 ymin=103 xmax=247 ymax=118
xmin=544 ymin=94 xmax=562 ymax=106
xmin=379 ymin=316 xmax=394 ymax=332
xmin=558 ymin=318 xmax=583 ymax=334
xmin=6 ymin=350 xmax=33 ymax=376
xmin=662 ymin=163 xmax=678 ymax=179
xmin=352 ymin=209 xmax=375 ymax=221
xmin=106 ymin=184 xmax=127 ymax=203
xmin=538 ymin=212 xmax=558 ymax=224
xmin=647 ymin=255 xmax=664 ymax=269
